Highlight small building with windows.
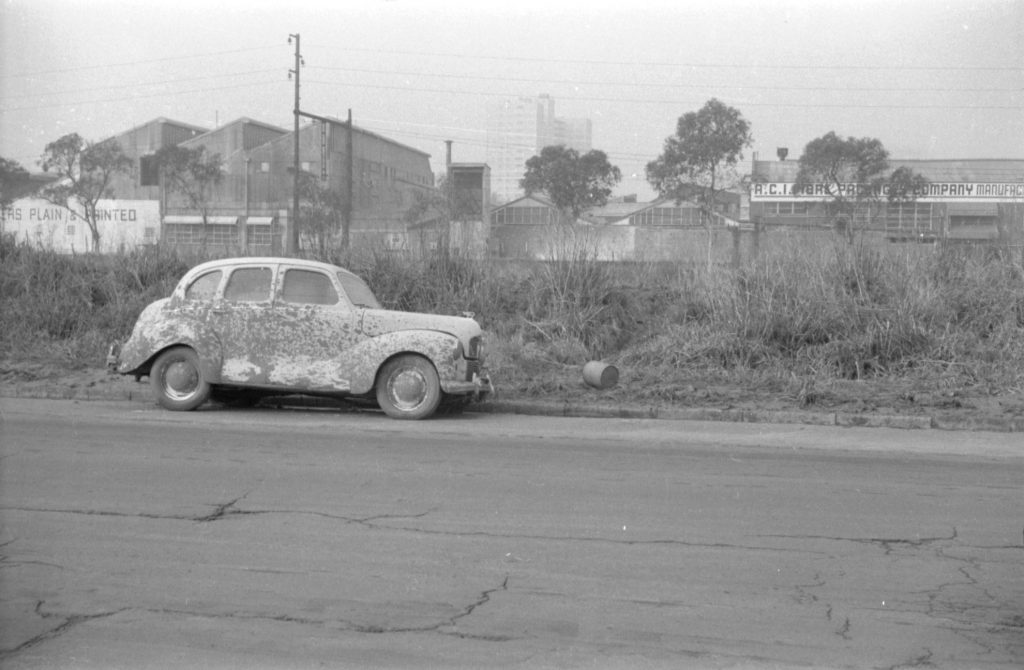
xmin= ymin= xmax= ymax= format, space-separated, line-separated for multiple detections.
xmin=749 ymin=157 xmax=1024 ymax=245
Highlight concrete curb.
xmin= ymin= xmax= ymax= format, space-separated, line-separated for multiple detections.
xmin=2 ymin=383 xmax=1021 ymax=432
xmin=472 ymin=400 xmax=1018 ymax=432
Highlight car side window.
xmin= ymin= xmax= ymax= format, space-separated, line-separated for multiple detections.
xmin=184 ymin=270 xmax=222 ymax=300
xmin=337 ymin=272 xmax=381 ymax=309
xmin=224 ymin=267 xmax=273 ymax=302
xmin=282 ymin=269 xmax=339 ymax=305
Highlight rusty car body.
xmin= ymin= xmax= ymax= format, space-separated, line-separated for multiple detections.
xmin=111 ymin=257 xmax=492 ymax=419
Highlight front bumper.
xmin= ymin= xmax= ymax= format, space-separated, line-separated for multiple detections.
xmin=441 ymin=372 xmax=494 ymax=400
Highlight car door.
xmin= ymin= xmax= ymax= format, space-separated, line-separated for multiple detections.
xmin=258 ymin=266 xmax=365 ymax=391
xmin=210 ymin=263 xmax=276 ymax=385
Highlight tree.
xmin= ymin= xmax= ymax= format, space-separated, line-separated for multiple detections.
xmin=793 ymin=131 xmax=890 ymax=239
xmin=885 ymin=165 xmax=930 ymax=204
xmin=154 ymin=145 xmax=225 ymax=248
xmin=298 ymin=172 xmax=348 ymax=259
xmin=0 ymin=157 xmax=30 ymax=210
xmin=39 ymin=133 xmax=132 ymax=251
xmin=520 ymin=145 xmax=621 ymax=222
xmin=646 ymin=98 xmax=753 ymax=267
xmin=405 ymin=176 xmax=450 ymax=225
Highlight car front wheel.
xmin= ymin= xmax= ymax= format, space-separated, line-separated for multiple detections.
xmin=151 ymin=346 xmax=211 ymax=411
xmin=376 ymin=354 xmax=441 ymax=420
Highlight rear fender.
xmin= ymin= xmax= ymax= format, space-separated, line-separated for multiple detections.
xmin=118 ymin=312 xmax=223 ymax=383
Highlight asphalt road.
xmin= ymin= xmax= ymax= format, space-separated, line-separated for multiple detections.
xmin=1 ymin=398 xmax=1022 ymax=669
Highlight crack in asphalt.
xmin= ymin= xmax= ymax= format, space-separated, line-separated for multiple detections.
xmin=792 ymin=572 xmax=825 ymax=606
xmin=0 ymin=539 xmax=65 ymax=571
xmin=884 ymin=648 xmax=935 ymax=669
xmin=1 ymin=503 xmax=826 ymax=553
xmin=143 ymin=574 xmax=513 ymax=638
xmin=759 ymin=528 xmax=959 ymax=555
xmin=350 ymin=518 xmax=827 ymax=553
xmin=8 ymin=503 xmax=1016 ymax=657
xmin=2 ymin=492 xmax=264 ymax=525
xmin=12 ymin=502 xmax=1008 ymax=564
xmin=2 ymin=506 xmax=195 ymax=521
xmin=3 ymin=576 xmax=514 ymax=659
xmin=193 ymin=492 xmax=255 ymax=523
xmin=0 ymin=601 xmax=127 ymax=659
xmin=772 ymin=526 xmax=1020 ymax=661
xmin=835 ymin=616 xmax=852 ymax=641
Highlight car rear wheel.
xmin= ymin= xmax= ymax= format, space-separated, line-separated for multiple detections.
xmin=151 ymin=346 xmax=211 ymax=411
xmin=376 ymin=354 xmax=441 ymax=420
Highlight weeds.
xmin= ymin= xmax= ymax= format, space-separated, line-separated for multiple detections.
xmin=2 ymin=232 xmax=1023 ymax=397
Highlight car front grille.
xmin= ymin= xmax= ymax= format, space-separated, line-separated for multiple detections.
xmin=465 ymin=359 xmax=482 ymax=381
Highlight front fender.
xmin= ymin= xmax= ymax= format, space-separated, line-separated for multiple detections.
xmin=117 ymin=305 xmax=223 ymax=383
xmin=343 ymin=329 xmax=462 ymax=395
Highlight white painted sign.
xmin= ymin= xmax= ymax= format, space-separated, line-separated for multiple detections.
xmin=0 ymin=198 xmax=161 ymax=253
xmin=751 ymin=182 xmax=1024 ymax=203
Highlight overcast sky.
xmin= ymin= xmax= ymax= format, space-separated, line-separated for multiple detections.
xmin=2 ymin=0 xmax=1021 ymax=198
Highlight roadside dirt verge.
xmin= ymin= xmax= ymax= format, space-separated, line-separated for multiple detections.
xmin=3 ymin=358 xmax=1023 ymax=431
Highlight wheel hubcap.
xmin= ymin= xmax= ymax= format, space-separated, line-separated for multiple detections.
xmin=389 ymin=369 xmax=427 ymax=410
xmin=164 ymin=360 xmax=199 ymax=400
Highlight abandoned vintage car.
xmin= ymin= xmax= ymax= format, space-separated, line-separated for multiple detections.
xmin=111 ymin=257 xmax=493 ymax=419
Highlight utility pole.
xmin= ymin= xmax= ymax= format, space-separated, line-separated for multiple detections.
xmin=345 ymin=108 xmax=353 ymax=250
xmin=288 ymin=33 xmax=303 ymax=256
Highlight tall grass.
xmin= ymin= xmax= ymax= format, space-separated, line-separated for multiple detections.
xmin=619 ymin=235 xmax=1024 ymax=393
xmin=2 ymin=232 xmax=1022 ymax=396
xmin=0 ymin=237 xmax=190 ymax=366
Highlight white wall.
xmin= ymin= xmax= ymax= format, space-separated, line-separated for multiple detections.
xmin=0 ymin=198 xmax=161 ymax=253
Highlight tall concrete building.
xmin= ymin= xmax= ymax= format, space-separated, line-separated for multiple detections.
xmin=485 ymin=94 xmax=592 ymax=202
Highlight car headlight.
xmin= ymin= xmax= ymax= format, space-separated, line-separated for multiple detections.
xmin=467 ymin=336 xmax=482 ymax=359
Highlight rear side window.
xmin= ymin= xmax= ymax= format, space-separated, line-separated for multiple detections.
xmin=224 ymin=267 xmax=273 ymax=302
xmin=337 ymin=272 xmax=381 ymax=309
xmin=282 ymin=269 xmax=339 ymax=305
xmin=184 ymin=270 xmax=222 ymax=300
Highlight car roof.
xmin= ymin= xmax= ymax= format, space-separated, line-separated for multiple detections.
xmin=186 ymin=257 xmax=359 ymax=279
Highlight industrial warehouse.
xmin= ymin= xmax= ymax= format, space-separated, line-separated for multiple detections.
xmin=2 ymin=113 xmax=1022 ymax=260
xmin=749 ymin=156 xmax=1024 ymax=247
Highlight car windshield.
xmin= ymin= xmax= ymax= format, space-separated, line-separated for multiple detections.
xmin=337 ymin=272 xmax=381 ymax=309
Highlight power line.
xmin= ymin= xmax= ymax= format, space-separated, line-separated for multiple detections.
xmin=305 ymin=78 xmax=1023 ymax=111
xmin=355 ymin=119 xmax=666 ymax=164
xmin=11 ymin=67 xmax=1014 ymax=122
xmin=2 ymin=69 xmax=280 ymax=102
xmin=0 ymin=46 xmax=283 ymax=81
xmin=7 ymin=67 xmax=1016 ymax=120
xmin=310 ymin=64 xmax=1020 ymax=95
xmin=0 ymin=78 xmax=284 ymax=113
xmin=312 ymin=44 xmax=1024 ymax=73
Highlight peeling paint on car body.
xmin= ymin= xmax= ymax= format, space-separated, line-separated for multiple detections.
xmin=117 ymin=298 xmax=223 ymax=382
xmin=113 ymin=257 xmax=493 ymax=415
